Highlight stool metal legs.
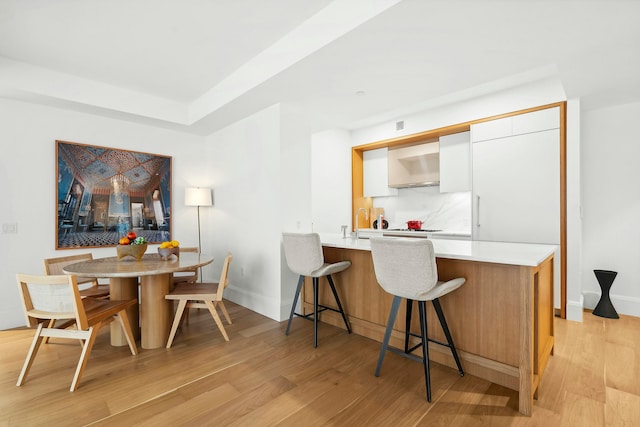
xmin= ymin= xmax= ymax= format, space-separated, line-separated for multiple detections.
xmin=418 ymin=300 xmax=431 ymax=401
xmin=286 ymin=274 xmax=351 ymax=348
xmin=376 ymin=295 xmax=401 ymax=377
xmin=432 ymin=299 xmax=464 ymax=376
xmin=327 ymin=275 xmax=352 ymax=334
xmin=285 ymin=275 xmax=304 ymax=336
xmin=375 ymin=296 xmax=464 ymax=402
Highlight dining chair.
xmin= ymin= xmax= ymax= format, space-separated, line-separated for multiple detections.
xmin=165 ymin=253 xmax=233 ymax=348
xmin=282 ymin=232 xmax=352 ymax=348
xmin=15 ymin=273 xmax=138 ymax=392
xmin=172 ymin=246 xmax=199 ymax=285
xmin=43 ymin=253 xmax=110 ymax=299
xmin=369 ymin=237 xmax=465 ymax=402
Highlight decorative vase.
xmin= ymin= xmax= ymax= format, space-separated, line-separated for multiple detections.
xmin=593 ymin=270 xmax=619 ymax=319
xmin=117 ymin=244 xmax=148 ymax=261
xmin=158 ymin=246 xmax=180 ymax=260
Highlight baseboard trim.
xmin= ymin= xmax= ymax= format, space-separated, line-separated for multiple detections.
xmin=566 ymin=295 xmax=584 ymax=322
xmin=582 ymin=291 xmax=640 ymax=318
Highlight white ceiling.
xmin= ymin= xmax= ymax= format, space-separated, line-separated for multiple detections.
xmin=1 ymin=0 xmax=639 ymax=135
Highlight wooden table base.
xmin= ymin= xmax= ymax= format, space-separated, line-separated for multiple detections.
xmin=109 ymin=277 xmax=140 ymax=346
xmin=140 ymin=273 xmax=173 ymax=349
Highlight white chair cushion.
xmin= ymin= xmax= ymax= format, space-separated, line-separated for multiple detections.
xmin=370 ymin=237 xmax=465 ymax=301
xmin=282 ymin=233 xmax=324 ymax=276
xmin=309 ymin=261 xmax=351 ymax=278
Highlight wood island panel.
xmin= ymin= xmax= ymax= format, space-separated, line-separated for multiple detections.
xmin=302 ymin=246 xmax=554 ymax=416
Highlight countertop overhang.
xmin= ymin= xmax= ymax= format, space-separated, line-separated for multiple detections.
xmin=320 ymin=233 xmax=557 ymax=267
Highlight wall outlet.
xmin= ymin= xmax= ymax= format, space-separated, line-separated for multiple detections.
xmin=2 ymin=223 xmax=17 ymax=234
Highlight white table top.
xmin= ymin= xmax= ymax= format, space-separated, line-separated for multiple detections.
xmin=63 ymin=252 xmax=214 ymax=278
xmin=320 ymin=233 xmax=557 ymax=267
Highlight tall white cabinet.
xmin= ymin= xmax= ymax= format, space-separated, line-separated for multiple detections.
xmin=471 ymin=107 xmax=561 ymax=307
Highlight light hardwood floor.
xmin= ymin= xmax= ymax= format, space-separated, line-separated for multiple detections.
xmin=1 ymin=302 xmax=639 ymax=426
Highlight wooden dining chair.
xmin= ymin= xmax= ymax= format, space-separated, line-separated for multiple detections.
xmin=172 ymin=247 xmax=199 ymax=285
xmin=15 ymin=273 xmax=138 ymax=391
xmin=165 ymin=253 xmax=233 ymax=348
xmin=43 ymin=253 xmax=110 ymax=299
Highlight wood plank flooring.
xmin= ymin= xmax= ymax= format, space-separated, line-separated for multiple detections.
xmin=1 ymin=302 xmax=639 ymax=426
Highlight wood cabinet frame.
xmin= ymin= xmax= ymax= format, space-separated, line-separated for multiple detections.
xmin=350 ymin=102 xmax=567 ymax=318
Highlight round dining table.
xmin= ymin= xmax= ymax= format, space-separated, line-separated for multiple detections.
xmin=63 ymin=252 xmax=214 ymax=349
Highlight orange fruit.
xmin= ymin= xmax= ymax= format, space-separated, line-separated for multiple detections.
xmin=119 ymin=237 xmax=130 ymax=245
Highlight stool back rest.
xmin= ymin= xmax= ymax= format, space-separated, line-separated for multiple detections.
xmin=282 ymin=233 xmax=324 ymax=276
xmin=370 ymin=238 xmax=439 ymax=300
xmin=16 ymin=273 xmax=87 ymax=329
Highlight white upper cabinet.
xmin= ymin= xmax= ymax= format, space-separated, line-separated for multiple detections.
xmin=511 ymin=107 xmax=559 ymax=135
xmin=439 ymin=131 xmax=471 ymax=193
xmin=471 ymin=106 xmax=560 ymax=143
xmin=470 ymin=116 xmax=512 ymax=142
xmin=363 ymin=148 xmax=398 ymax=197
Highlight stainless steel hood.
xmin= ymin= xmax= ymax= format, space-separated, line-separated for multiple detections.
xmin=388 ymin=140 xmax=439 ymax=188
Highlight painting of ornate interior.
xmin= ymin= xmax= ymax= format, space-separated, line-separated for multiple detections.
xmin=56 ymin=140 xmax=172 ymax=248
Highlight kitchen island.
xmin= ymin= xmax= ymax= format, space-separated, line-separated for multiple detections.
xmin=302 ymin=234 xmax=556 ymax=416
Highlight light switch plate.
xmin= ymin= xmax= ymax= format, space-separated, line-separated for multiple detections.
xmin=2 ymin=223 xmax=17 ymax=234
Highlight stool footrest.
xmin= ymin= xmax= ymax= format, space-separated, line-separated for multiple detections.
xmin=285 ymin=272 xmax=351 ymax=348
xmin=388 ymin=346 xmax=423 ymax=364
xmin=292 ymin=305 xmax=334 ymax=321
xmin=406 ymin=331 xmax=452 ymax=353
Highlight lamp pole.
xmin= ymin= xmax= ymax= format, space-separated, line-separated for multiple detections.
xmin=196 ymin=204 xmax=202 ymax=255
xmin=185 ymin=187 xmax=213 ymax=282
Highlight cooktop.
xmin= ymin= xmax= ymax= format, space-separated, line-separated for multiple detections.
xmin=387 ymin=228 xmax=442 ymax=232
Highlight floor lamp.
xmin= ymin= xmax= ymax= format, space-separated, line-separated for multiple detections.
xmin=185 ymin=187 xmax=213 ymax=281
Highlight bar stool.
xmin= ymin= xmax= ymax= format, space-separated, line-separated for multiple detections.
xmin=282 ymin=232 xmax=352 ymax=347
xmin=370 ymin=237 xmax=465 ymax=401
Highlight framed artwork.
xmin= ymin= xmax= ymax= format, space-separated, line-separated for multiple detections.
xmin=56 ymin=140 xmax=172 ymax=249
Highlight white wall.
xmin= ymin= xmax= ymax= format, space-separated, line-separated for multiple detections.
xmin=203 ymin=103 xmax=312 ymax=322
xmin=0 ymin=98 xmax=205 ymax=330
xmin=581 ymin=102 xmax=640 ymax=317
xmin=566 ymin=99 xmax=583 ymax=321
xmin=311 ymin=129 xmax=352 ymax=233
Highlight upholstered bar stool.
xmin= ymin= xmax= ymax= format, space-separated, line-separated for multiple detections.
xmin=282 ymin=232 xmax=352 ymax=347
xmin=370 ymin=237 xmax=465 ymax=402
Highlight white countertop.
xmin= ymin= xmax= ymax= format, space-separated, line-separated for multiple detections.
xmin=320 ymin=233 xmax=557 ymax=267
xmin=356 ymin=228 xmax=471 ymax=239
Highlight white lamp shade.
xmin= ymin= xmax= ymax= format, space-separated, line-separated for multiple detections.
xmin=185 ymin=187 xmax=213 ymax=207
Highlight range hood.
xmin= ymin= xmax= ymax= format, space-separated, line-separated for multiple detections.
xmin=388 ymin=140 xmax=439 ymax=188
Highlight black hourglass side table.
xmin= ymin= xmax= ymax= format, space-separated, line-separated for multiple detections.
xmin=593 ymin=270 xmax=619 ymax=319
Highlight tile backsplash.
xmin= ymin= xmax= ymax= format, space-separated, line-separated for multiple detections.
xmin=372 ymin=186 xmax=471 ymax=232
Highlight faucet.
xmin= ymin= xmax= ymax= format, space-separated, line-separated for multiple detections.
xmin=354 ymin=208 xmax=369 ymax=239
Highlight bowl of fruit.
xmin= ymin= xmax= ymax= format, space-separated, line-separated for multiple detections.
xmin=158 ymin=240 xmax=180 ymax=260
xmin=116 ymin=232 xmax=148 ymax=261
